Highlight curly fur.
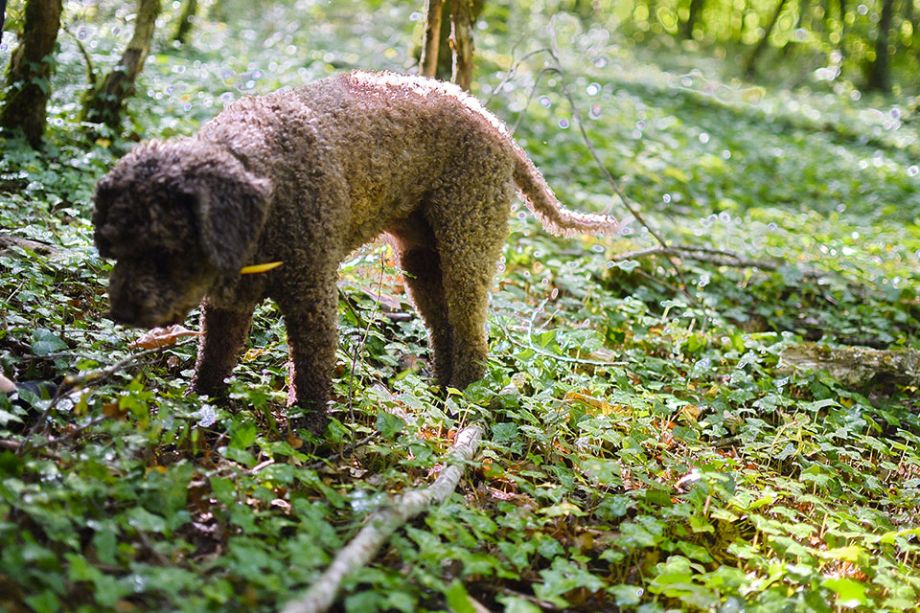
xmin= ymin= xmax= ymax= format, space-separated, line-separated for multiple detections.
xmin=93 ymin=71 xmax=618 ymax=431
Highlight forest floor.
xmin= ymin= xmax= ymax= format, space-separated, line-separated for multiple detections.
xmin=1 ymin=2 xmax=919 ymax=611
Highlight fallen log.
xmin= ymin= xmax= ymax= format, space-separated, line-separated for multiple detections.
xmin=0 ymin=234 xmax=57 ymax=254
xmin=778 ymin=343 xmax=920 ymax=387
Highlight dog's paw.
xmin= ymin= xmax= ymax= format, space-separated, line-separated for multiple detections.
xmin=287 ymin=409 xmax=329 ymax=439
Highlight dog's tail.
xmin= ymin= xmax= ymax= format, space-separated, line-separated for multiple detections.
xmin=511 ymin=144 xmax=618 ymax=237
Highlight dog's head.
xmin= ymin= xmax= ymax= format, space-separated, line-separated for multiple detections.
xmin=93 ymin=139 xmax=272 ymax=327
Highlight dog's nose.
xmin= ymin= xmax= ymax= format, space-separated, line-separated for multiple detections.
xmin=109 ymin=300 xmax=139 ymax=325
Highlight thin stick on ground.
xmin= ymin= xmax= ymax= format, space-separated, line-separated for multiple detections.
xmin=492 ymin=303 xmax=627 ymax=368
xmin=341 ymin=254 xmax=389 ymax=415
xmin=18 ymin=339 xmax=196 ymax=453
xmin=614 ymin=246 xmax=773 ymax=268
xmin=612 ymin=245 xmax=825 ymax=278
xmin=281 ymin=423 xmax=484 ymax=613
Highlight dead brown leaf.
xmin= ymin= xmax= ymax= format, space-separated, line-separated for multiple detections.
xmin=131 ymin=325 xmax=201 ymax=349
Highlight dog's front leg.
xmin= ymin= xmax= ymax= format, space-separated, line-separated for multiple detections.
xmin=276 ymin=277 xmax=338 ymax=434
xmin=192 ymin=299 xmax=255 ymax=398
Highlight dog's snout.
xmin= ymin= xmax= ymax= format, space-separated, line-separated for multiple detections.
xmin=95 ymin=235 xmax=112 ymax=258
xmin=109 ymin=300 xmax=140 ymax=326
xmin=94 ymin=225 xmax=120 ymax=258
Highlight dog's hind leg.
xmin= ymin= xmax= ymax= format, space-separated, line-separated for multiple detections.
xmin=428 ymin=180 xmax=513 ymax=389
xmin=390 ymin=212 xmax=454 ymax=386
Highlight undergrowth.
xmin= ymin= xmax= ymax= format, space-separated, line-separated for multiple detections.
xmin=1 ymin=1 xmax=918 ymax=611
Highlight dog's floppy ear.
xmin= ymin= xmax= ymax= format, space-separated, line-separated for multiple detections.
xmin=193 ymin=165 xmax=272 ymax=274
xmin=92 ymin=175 xmax=118 ymax=258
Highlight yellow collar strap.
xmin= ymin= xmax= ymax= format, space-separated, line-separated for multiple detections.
xmin=240 ymin=261 xmax=283 ymax=275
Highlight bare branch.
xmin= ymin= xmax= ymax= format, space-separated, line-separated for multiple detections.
xmin=282 ymin=424 xmax=484 ymax=613
xmin=612 ymin=244 xmax=825 ymax=278
xmin=62 ymin=23 xmax=96 ymax=85
xmin=18 ymin=339 xmax=196 ymax=453
xmin=491 ymin=34 xmax=710 ymax=325
xmin=543 ymin=48 xmax=703 ymax=314
xmin=484 ymin=46 xmax=552 ymax=107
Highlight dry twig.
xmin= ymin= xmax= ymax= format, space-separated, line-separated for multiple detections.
xmin=611 ymin=245 xmax=826 ymax=277
xmin=0 ymin=234 xmax=58 ymax=254
xmin=18 ymin=340 xmax=196 ymax=453
xmin=282 ymin=424 xmax=484 ymax=613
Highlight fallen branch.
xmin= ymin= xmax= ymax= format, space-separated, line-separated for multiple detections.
xmin=282 ymin=423 xmax=485 ymax=613
xmin=779 ymin=343 xmax=920 ymax=387
xmin=19 ymin=339 xmax=196 ymax=452
xmin=611 ymin=245 xmax=824 ymax=277
xmin=58 ymin=341 xmax=193 ymax=391
xmin=0 ymin=234 xmax=58 ymax=254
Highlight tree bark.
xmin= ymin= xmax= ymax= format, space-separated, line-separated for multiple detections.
xmin=781 ymin=0 xmax=809 ymax=56
xmin=172 ymin=0 xmax=198 ymax=44
xmin=0 ymin=0 xmax=63 ymax=148
xmin=742 ymin=0 xmax=791 ymax=76
xmin=836 ymin=0 xmax=847 ymax=60
xmin=736 ymin=0 xmax=749 ymax=43
xmin=419 ymin=0 xmax=444 ymax=78
xmin=419 ymin=0 xmax=483 ymax=83
xmin=865 ymin=0 xmax=895 ymax=92
xmin=81 ymin=0 xmax=161 ymax=130
xmin=682 ymin=0 xmax=707 ymax=39
xmin=449 ymin=0 xmax=476 ymax=91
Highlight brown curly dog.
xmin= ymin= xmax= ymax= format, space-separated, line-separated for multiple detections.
xmin=93 ymin=71 xmax=617 ymax=431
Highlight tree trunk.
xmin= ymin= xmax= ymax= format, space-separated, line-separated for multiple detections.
xmin=779 ymin=343 xmax=920 ymax=387
xmin=0 ymin=0 xmax=63 ymax=148
xmin=736 ymin=0 xmax=749 ymax=43
xmin=449 ymin=0 xmax=475 ymax=90
xmin=421 ymin=0 xmax=483 ymax=82
xmin=173 ymin=0 xmax=198 ymax=44
xmin=419 ymin=0 xmax=444 ymax=78
xmin=865 ymin=0 xmax=895 ymax=92
xmin=681 ymin=0 xmax=707 ymax=39
xmin=81 ymin=0 xmax=161 ymax=130
xmin=1 ymin=0 xmax=7 ymax=33
xmin=837 ymin=0 xmax=847 ymax=60
xmin=742 ymin=0 xmax=791 ymax=76
xmin=781 ymin=0 xmax=809 ymax=56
